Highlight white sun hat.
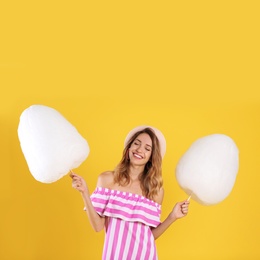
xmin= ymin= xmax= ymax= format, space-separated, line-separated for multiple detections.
xmin=124 ymin=125 xmax=166 ymax=158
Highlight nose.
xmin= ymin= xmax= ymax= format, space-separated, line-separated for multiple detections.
xmin=136 ymin=144 xmax=144 ymax=153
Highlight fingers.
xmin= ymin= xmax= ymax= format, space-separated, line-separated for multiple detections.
xmin=70 ymin=171 xmax=79 ymax=178
xmin=181 ymin=201 xmax=190 ymax=215
xmin=70 ymin=172 xmax=82 ymax=181
xmin=71 ymin=176 xmax=82 ymax=185
xmin=70 ymin=172 xmax=87 ymax=193
xmin=72 ymin=179 xmax=83 ymax=190
xmin=70 ymin=172 xmax=80 ymax=185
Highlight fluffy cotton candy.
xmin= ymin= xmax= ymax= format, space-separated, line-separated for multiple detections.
xmin=18 ymin=105 xmax=90 ymax=183
xmin=175 ymin=134 xmax=239 ymax=205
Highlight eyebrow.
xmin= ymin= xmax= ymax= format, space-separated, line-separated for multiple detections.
xmin=135 ymin=138 xmax=152 ymax=148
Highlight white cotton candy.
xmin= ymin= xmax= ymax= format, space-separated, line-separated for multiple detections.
xmin=18 ymin=105 xmax=90 ymax=183
xmin=175 ymin=134 xmax=239 ymax=205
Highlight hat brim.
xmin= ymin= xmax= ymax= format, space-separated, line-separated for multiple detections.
xmin=124 ymin=125 xmax=166 ymax=158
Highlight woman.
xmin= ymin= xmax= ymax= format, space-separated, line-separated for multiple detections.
xmin=70 ymin=126 xmax=190 ymax=260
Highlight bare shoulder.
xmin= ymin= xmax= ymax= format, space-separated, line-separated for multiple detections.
xmin=96 ymin=171 xmax=114 ymax=188
xmin=154 ymin=187 xmax=164 ymax=205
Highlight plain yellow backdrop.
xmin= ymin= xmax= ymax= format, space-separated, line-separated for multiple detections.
xmin=1 ymin=1 xmax=260 ymax=259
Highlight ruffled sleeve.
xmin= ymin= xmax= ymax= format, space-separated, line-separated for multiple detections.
xmin=90 ymin=187 xmax=161 ymax=228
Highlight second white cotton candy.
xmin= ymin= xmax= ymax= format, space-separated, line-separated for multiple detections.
xmin=175 ymin=134 xmax=239 ymax=205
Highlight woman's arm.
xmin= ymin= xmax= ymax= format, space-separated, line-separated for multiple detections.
xmin=70 ymin=172 xmax=105 ymax=232
xmin=152 ymin=189 xmax=190 ymax=239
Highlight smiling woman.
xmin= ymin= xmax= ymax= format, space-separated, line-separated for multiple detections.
xmin=114 ymin=127 xmax=163 ymax=201
xmin=70 ymin=125 xmax=190 ymax=260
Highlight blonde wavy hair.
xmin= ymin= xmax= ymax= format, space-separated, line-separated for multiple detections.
xmin=114 ymin=127 xmax=163 ymax=200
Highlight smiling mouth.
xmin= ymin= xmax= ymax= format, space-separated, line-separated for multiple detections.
xmin=133 ymin=153 xmax=143 ymax=159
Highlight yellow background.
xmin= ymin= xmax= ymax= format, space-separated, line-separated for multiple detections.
xmin=1 ymin=1 xmax=260 ymax=259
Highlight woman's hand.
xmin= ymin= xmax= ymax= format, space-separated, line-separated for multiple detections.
xmin=70 ymin=171 xmax=105 ymax=232
xmin=70 ymin=171 xmax=88 ymax=194
xmin=169 ymin=200 xmax=190 ymax=221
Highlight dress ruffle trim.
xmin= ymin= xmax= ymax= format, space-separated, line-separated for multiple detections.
xmin=90 ymin=187 xmax=161 ymax=228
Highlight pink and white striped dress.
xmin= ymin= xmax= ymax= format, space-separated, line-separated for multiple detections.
xmin=90 ymin=187 xmax=161 ymax=260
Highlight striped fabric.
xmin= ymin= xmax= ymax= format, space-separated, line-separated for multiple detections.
xmin=90 ymin=187 xmax=161 ymax=260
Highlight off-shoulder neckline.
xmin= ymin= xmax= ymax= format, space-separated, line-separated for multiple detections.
xmin=94 ymin=186 xmax=161 ymax=206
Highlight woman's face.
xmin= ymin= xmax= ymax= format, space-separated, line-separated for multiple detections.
xmin=128 ymin=133 xmax=152 ymax=166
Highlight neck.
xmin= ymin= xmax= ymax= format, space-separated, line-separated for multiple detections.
xmin=129 ymin=165 xmax=144 ymax=181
